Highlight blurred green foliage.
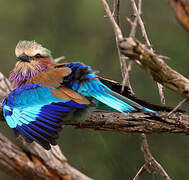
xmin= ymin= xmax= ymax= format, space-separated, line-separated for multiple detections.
xmin=0 ymin=0 xmax=189 ymax=179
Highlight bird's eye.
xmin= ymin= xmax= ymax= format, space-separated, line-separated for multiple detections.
xmin=34 ymin=53 xmax=43 ymax=58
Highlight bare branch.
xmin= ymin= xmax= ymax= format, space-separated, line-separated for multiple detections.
xmin=119 ymin=38 xmax=189 ymax=100
xmin=113 ymin=0 xmax=121 ymax=26
xmin=101 ymin=2 xmax=171 ymax=179
xmin=167 ymin=98 xmax=187 ymax=117
xmin=130 ymin=0 xmax=166 ymax=104
xmin=102 ymin=0 xmax=133 ymax=93
xmin=133 ymin=164 xmax=146 ymax=180
xmin=121 ymin=61 xmax=134 ymax=94
xmin=129 ymin=0 xmax=142 ymax=37
xmin=53 ymin=56 xmax=66 ymax=63
xmin=0 ymin=132 xmax=92 ymax=180
xmin=100 ymin=0 xmax=123 ymax=41
xmin=113 ymin=0 xmax=127 ymax=79
xmin=0 ymin=101 xmax=188 ymax=134
xmin=130 ymin=0 xmax=151 ymax=48
xmin=157 ymin=83 xmax=166 ymax=105
xmin=140 ymin=134 xmax=171 ymax=180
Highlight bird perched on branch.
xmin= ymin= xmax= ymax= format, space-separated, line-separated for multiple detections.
xmin=2 ymin=40 xmax=158 ymax=150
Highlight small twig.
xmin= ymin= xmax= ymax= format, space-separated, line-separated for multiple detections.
xmin=103 ymin=0 xmax=130 ymax=92
xmin=112 ymin=0 xmax=127 ymax=79
xmin=130 ymin=0 xmax=151 ymax=48
xmin=113 ymin=0 xmax=121 ymax=26
xmin=128 ymin=17 xmax=138 ymax=37
xmin=133 ymin=164 xmax=146 ymax=180
xmin=157 ymin=83 xmax=165 ymax=105
xmin=121 ymin=61 xmax=134 ymax=94
xmin=140 ymin=134 xmax=171 ymax=180
xmin=124 ymin=0 xmax=142 ymax=94
xmin=112 ymin=0 xmax=135 ymax=94
xmin=158 ymin=55 xmax=170 ymax=60
xmin=101 ymin=0 xmax=123 ymax=41
xmin=130 ymin=0 xmax=166 ymax=104
xmin=129 ymin=0 xmax=142 ymax=37
xmin=167 ymin=98 xmax=187 ymax=117
xmin=53 ymin=56 xmax=66 ymax=63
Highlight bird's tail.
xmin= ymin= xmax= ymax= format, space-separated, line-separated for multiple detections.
xmin=99 ymin=77 xmax=184 ymax=113
xmin=78 ymin=79 xmax=157 ymax=114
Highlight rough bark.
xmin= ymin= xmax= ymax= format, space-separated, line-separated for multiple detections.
xmin=0 ymin=106 xmax=188 ymax=134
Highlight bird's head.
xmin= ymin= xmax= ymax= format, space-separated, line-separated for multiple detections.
xmin=10 ymin=40 xmax=53 ymax=88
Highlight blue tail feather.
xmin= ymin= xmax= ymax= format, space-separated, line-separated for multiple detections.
xmin=78 ymin=79 xmax=157 ymax=114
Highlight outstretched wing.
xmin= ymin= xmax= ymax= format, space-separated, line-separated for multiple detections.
xmin=3 ymin=83 xmax=88 ymax=150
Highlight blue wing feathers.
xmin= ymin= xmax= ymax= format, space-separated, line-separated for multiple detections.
xmin=16 ymin=126 xmax=52 ymax=150
xmin=30 ymin=122 xmax=59 ymax=138
xmin=37 ymin=117 xmax=60 ymax=126
xmin=28 ymin=123 xmax=58 ymax=138
xmin=21 ymin=124 xmax=51 ymax=143
xmin=3 ymin=62 xmax=157 ymax=150
xmin=76 ymin=78 xmax=156 ymax=114
xmin=24 ymin=124 xmax=58 ymax=146
xmin=63 ymin=62 xmax=143 ymax=112
xmin=62 ymin=62 xmax=156 ymax=114
xmin=3 ymin=84 xmax=87 ymax=150
xmin=77 ymin=80 xmax=137 ymax=113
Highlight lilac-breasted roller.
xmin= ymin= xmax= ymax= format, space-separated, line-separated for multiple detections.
xmin=2 ymin=40 xmax=158 ymax=150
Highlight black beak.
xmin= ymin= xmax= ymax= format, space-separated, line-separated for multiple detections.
xmin=18 ymin=53 xmax=30 ymax=62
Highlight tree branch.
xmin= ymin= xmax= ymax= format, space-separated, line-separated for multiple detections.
xmin=0 ymin=101 xmax=188 ymax=134
xmin=133 ymin=164 xmax=146 ymax=180
xmin=63 ymin=111 xmax=188 ymax=134
xmin=139 ymin=134 xmax=171 ymax=180
xmin=119 ymin=37 xmax=189 ymax=100
xmin=0 ymin=132 xmax=92 ymax=180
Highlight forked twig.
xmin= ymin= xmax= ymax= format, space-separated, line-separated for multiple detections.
xmin=130 ymin=0 xmax=151 ymax=48
xmin=139 ymin=134 xmax=171 ymax=180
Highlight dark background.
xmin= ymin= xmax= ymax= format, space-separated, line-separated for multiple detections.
xmin=0 ymin=0 xmax=189 ymax=179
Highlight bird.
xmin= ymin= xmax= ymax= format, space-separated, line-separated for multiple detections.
xmin=2 ymin=40 xmax=158 ymax=150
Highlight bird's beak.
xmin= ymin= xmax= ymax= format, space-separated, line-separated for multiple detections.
xmin=17 ymin=53 xmax=30 ymax=62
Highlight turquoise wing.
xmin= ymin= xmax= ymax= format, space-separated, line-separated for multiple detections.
xmin=2 ymin=83 xmax=87 ymax=150
xmin=62 ymin=62 xmax=157 ymax=114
